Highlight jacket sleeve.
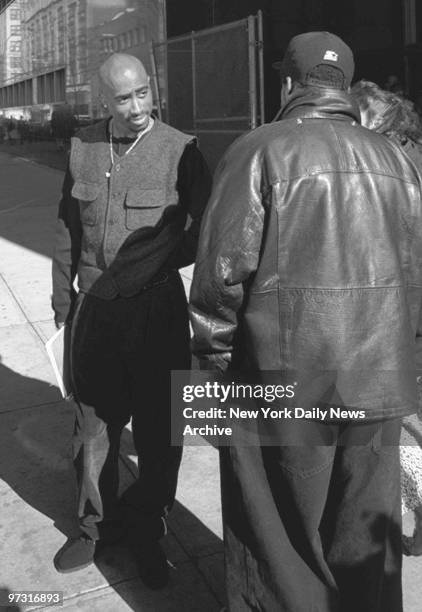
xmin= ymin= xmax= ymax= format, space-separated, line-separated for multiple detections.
xmin=172 ymin=140 xmax=212 ymax=268
xmin=51 ymin=162 xmax=82 ymax=326
xmin=189 ymin=136 xmax=266 ymax=370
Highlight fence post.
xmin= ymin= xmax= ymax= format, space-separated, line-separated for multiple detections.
xmin=149 ymin=41 xmax=162 ymax=120
xmin=192 ymin=33 xmax=197 ymax=133
xmin=257 ymin=10 xmax=265 ymax=125
xmin=247 ymin=15 xmax=257 ymax=130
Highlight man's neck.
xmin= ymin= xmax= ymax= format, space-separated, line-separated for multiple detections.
xmin=111 ymin=124 xmax=137 ymax=140
xmin=110 ymin=117 xmax=152 ymax=140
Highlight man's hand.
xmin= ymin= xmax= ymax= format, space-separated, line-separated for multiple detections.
xmin=55 ymin=321 xmax=65 ymax=330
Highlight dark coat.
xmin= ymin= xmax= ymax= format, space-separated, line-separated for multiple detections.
xmin=190 ymin=87 xmax=422 ymax=420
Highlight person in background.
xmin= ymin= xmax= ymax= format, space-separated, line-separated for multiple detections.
xmin=51 ymin=104 xmax=77 ymax=151
xmin=352 ymin=79 xmax=422 ymax=556
xmin=17 ymin=116 xmax=28 ymax=145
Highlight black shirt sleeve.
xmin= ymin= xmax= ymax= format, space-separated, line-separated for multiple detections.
xmin=51 ymin=161 xmax=82 ymax=325
xmin=173 ymin=140 xmax=212 ymax=268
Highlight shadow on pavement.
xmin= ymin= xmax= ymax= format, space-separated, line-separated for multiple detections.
xmin=0 ymin=361 xmax=224 ymax=610
xmin=0 ymin=153 xmax=61 ymax=264
xmin=0 ymin=362 xmax=78 ymax=537
xmin=92 ymin=498 xmax=224 ymax=611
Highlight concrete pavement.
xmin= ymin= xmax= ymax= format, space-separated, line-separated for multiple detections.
xmin=0 ymin=150 xmax=421 ymax=611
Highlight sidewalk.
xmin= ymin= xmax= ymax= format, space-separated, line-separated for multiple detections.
xmin=0 ymin=152 xmax=223 ymax=611
xmin=0 ymin=140 xmax=67 ymax=172
xmin=0 ymin=150 xmax=421 ymax=611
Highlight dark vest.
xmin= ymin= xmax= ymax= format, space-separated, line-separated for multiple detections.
xmin=69 ymin=119 xmax=193 ymax=297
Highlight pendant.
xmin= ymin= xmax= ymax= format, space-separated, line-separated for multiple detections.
xmin=105 ymin=171 xmax=111 ymax=178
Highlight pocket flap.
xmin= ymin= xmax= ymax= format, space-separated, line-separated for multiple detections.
xmin=125 ymin=187 xmax=164 ymax=209
xmin=71 ymin=181 xmax=99 ymax=201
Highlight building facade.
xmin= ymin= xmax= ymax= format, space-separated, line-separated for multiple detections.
xmin=0 ymin=0 xmax=24 ymax=85
xmin=0 ymin=0 xmax=165 ymax=121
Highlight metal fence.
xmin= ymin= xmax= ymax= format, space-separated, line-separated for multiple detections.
xmin=153 ymin=12 xmax=265 ymax=172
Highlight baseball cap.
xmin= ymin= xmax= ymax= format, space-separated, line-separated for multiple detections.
xmin=276 ymin=31 xmax=354 ymax=88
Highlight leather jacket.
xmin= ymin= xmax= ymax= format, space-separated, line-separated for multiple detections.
xmin=190 ymin=87 xmax=422 ymax=419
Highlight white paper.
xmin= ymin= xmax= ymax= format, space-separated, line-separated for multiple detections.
xmin=45 ymin=325 xmax=69 ymax=398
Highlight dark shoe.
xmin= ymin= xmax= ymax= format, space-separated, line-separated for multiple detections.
xmin=135 ymin=540 xmax=170 ymax=590
xmin=54 ymin=536 xmax=96 ymax=573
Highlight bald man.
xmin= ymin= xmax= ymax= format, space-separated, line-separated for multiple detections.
xmin=52 ymin=54 xmax=211 ymax=585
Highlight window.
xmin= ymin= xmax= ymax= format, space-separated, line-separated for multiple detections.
xmin=10 ymin=9 xmax=20 ymax=20
xmin=119 ymin=34 xmax=126 ymax=50
xmin=126 ymin=31 xmax=132 ymax=48
xmin=10 ymin=56 xmax=21 ymax=69
xmin=112 ymin=37 xmax=118 ymax=52
xmin=10 ymin=25 xmax=21 ymax=35
xmin=9 ymin=41 xmax=21 ymax=52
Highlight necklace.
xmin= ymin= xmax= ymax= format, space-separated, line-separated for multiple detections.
xmin=105 ymin=117 xmax=154 ymax=178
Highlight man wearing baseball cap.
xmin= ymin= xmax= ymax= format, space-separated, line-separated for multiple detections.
xmin=190 ymin=32 xmax=422 ymax=611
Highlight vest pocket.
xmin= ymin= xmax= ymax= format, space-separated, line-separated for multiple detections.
xmin=71 ymin=181 xmax=99 ymax=226
xmin=124 ymin=187 xmax=165 ymax=230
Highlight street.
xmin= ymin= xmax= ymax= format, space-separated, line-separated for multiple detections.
xmin=0 ymin=150 xmax=421 ymax=611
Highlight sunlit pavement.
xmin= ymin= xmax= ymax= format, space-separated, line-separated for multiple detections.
xmin=0 ymin=150 xmax=420 ymax=611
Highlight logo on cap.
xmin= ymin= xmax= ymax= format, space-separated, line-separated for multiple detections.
xmin=323 ymin=50 xmax=338 ymax=61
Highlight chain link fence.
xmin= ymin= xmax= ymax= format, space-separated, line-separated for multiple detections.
xmin=153 ymin=12 xmax=264 ymax=172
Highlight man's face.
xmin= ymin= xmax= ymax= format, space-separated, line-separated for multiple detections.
xmin=104 ymin=66 xmax=153 ymax=136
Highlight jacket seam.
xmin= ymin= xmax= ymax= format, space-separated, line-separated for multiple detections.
xmin=249 ymin=288 xmax=278 ymax=295
xmin=330 ymin=121 xmax=347 ymax=172
xmin=276 ymin=205 xmax=282 ymax=367
xmin=268 ymin=169 xmax=419 ymax=188
xmin=261 ymin=285 xmax=422 ymax=291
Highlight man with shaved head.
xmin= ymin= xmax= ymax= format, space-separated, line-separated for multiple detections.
xmin=51 ymin=54 xmax=211 ymax=586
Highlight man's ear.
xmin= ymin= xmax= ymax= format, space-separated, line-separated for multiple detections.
xmin=280 ymin=76 xmax=293 ymax=108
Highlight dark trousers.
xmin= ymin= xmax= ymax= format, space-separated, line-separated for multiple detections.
xmin=70 ymin=272 xmax=190 ymax=541
xmin=220 ymin=419 xmax=403 ymax=612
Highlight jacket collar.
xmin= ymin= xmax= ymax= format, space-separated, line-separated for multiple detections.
xmin=281 ymin=86 xmax=361 ymax=123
